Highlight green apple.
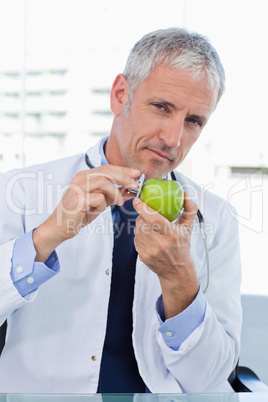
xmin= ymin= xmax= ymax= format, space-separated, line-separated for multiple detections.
xmin=139 ymin=178 xmax=184 ymax=222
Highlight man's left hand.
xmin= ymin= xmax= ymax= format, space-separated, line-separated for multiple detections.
xmin=133 ymin=193 xmax=200 ymax=319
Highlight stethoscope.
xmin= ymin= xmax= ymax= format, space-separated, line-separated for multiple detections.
xmin=85 ymin=153 xmax=210 ymax=294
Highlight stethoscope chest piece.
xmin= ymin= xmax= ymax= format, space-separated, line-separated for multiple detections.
xmin=126 ymin=173 xmax=145 ymax=198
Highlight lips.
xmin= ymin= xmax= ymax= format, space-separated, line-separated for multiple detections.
xmin=147 ymin=148 xmax=172 ymax=161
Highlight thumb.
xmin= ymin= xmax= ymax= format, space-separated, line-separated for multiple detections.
xmin=177 ymin=192 xmax=198 ymax=228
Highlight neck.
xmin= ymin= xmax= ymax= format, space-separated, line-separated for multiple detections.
xmin=105 ymin=131 xmax=124 ymax=167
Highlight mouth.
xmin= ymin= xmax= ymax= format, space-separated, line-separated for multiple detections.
xmin=146 ymin=148 xmax=172 ymax=162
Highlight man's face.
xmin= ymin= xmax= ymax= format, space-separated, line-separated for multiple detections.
xmin=107 ymin=64 xmax=218 ymax=179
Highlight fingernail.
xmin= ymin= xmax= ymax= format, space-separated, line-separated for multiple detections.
xmin=130 ymin=168 xmax=141 ymax=176
xmin=133 ymin=197 xmax=141 ymax=207
xmin=129 ymin=179 xmax=139 ymax=188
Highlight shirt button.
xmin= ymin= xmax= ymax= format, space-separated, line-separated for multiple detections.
xmin=16 ymin=265 xmax=23 ymax=274
xmin=91 ymin=355 xmax=97 ymax=361
xmin=27 ymin=276 xmax=34 ymax=284
xmin=166 ymin=331 xmax=173 ymax=337
xmin=105 ymin=269 xmax=110 ymax=276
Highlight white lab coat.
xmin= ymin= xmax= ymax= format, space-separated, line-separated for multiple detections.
xmin=0 ymin=139 xmax=242 ymax=393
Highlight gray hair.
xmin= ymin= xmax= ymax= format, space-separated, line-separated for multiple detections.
xmin=123 ymin=27 xmax=225 ymax=110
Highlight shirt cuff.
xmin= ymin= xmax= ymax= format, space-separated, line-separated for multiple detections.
xmin=10 ymin=229 xmax=60 ymax=297
xmin=156 ymin=287 xmax=206 ymax=351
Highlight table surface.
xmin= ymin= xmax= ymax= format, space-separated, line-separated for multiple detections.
xmin=1 ymin=393 xmax=268 ymax=402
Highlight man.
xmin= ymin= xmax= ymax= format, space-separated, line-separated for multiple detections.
xmin=0 ymin=28 xmax=242 ymax=393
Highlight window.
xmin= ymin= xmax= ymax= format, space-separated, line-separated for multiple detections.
xmin=0 ymin=0 xmax=267 ymax=295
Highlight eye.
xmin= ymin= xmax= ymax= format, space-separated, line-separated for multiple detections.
xmin=153 ymin=103 xmax=169 ymax=112
xmin=186 ymin=117 xmax=202 ymax=127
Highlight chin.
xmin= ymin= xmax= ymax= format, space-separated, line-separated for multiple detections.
xmin=142 ymin=167 xmax=170 ymax=180
xmin=130 ymin=157 xmax=174 ymax=179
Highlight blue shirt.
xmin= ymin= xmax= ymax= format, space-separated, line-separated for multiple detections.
xmin=11 ymin=230 xmax=60 ymax=297
xmin=10 ymin=137 xmax=206 ymax=350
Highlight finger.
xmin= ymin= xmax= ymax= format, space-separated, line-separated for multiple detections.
xmin=82 ymin=192 xmax=107 ymax=212
xmin=121 ymin=188 xmax=141 ymax=203
xmin=77 ymin=167 xmax=141 ymax=205
xmin=88 ymin=178 xmax=125 ymax=206
xmin=133 ymin=237 xmax=146 ymax=259
xmin=133 ymin=227 xmax=148 ymax=256
xmin=177 ymin=192 xmax=198 ymax=227
xmin=135 ymin=215 xmax=162 ymax=237
xmin=78 ymin=165 xmax=141 ymax=189
xmin=68 ymin=178 xmax=124 ymax=207
xmin=132 ymin=197 xmax=169 ymax=233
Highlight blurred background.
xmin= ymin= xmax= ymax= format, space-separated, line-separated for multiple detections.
xmin=0 ymin=0 xmax=267 ymax=295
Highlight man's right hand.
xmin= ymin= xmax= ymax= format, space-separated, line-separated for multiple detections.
xmin=32 ymin=165 xmax=140 ymax=262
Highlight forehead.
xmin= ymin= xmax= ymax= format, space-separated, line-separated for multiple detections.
xmin=135 ymin=64 xmax=218 ymax=113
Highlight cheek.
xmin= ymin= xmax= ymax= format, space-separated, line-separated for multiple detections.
xmin=132 ymin=109 xmax=160 ymax=136
xmin=130 ymin=128 xmax=154 ymax=152
xmin=182 ymin=129 xmax=201 ymax=147
xmin=173 ymin=136 xmax=195 ymax=161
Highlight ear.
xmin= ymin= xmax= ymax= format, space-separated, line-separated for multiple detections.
xmin=110 ymin=74 xmax=129 ymax=115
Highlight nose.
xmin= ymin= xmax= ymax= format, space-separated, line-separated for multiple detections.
xmin=158 ymin=118 xmax=184 ymax=148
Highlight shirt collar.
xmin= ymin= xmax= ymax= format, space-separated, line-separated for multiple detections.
xmin=99 ymin=136 xmax=109 ymax=166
